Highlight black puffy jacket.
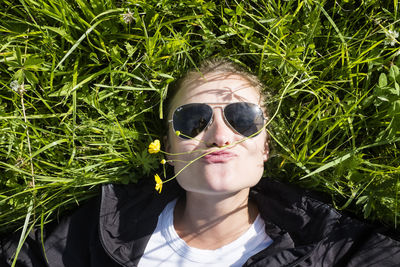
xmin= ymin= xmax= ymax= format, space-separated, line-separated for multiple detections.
xmin=1 ymin=179 xmax=399 ymax=266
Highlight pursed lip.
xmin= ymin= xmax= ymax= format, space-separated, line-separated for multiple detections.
xmin=202 ymin=149 xmax=237 ymax=163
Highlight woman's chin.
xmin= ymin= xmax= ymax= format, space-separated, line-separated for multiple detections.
xmin=175 ymin=163 xmax=262 ymax=195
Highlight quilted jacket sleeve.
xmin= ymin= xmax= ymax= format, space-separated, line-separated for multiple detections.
xmin=346 ymin=230 xmax=400 ymax=266
xmin=0 ymin=196 xmax=116 ymax=267
xmin=0 ymin=229 xmax=49 ymax=267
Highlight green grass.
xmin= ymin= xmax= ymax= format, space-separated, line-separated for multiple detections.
xmin=0 ymin=0 xmax=399 ymax=252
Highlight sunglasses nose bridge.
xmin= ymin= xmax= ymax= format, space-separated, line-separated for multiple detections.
xmin=206 ymin=106 xmax=226 ymax=129
xmin=203 ymin=106 xmax=237 ymax=144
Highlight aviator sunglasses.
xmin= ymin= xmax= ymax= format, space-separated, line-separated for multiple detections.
xmin=169 ymin=102 xmax=266 ymax=139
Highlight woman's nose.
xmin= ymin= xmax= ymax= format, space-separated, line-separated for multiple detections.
xmin=205 ymin=109 xmax=234 ymax=147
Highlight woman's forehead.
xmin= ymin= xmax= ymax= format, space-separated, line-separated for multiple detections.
xmin=172 ymin=73 xmax=262 ymax=106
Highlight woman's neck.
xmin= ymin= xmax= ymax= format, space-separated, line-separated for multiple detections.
xmin=173 ymin=189 xmax=259 ymax=250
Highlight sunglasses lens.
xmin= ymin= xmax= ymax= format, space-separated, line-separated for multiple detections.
xmin=172 ymin=104 xmax=213 ymax=139
xmin=224 ymin=103 xmax=265 ymax=137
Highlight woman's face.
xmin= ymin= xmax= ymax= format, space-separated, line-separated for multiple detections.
xmin=166 ymin=72 xmax=269 ymax=196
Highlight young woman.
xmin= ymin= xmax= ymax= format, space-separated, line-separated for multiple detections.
xmin=1 ymin=59 xmax=399 ymax=267
xmin=139 ymin=59 xmax=272 ymax=266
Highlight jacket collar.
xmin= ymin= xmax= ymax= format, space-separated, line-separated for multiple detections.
xmin=99 ymin=179 xmax=183 ymax=266
xmin=245 ymin=179 xmax=341 ymax=265
xmin=251 ymin=179 xmax=340 ymax=245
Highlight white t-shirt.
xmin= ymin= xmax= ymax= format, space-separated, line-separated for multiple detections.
xmin=138 ymin=199 xmax=273 ymax=267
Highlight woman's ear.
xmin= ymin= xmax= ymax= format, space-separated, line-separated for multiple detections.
xmin=163 ymin=135 xmax=174 ymax=166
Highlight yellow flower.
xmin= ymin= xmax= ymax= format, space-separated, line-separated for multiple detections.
xmin=160 ymin=159 xmax=166 ymax=165
xmin=154 ymin=174 xmax=163 ymax=193
xmin=148 ymin=139 xmax=160 ymax=154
